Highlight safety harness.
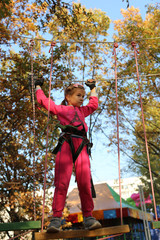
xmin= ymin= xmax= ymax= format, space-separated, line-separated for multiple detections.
xmin=53 ymin=124 xmax=90 ymax=157
xmin=52 ymin=123 xmax=96 ymax=198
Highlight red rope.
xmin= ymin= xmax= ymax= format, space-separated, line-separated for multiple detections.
xmin=29 ymin=39 xmax=36 ymax=221
xmin=8 ymin=230 xmax=33 ymax=240
xmin=41 ymin=41 xmax=56 ymax=231
xmin=112 ymin=42 xmax=123 ymax=225
xmin=131 ymin=41 xmax=158 ymax=221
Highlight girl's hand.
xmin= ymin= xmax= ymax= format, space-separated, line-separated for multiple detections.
xmin=28 ymin=75 xmax=44 ymax=89
xmin=34 ymin=77 xmax=44 ymax=87
xmin=85 ymin=79 xmax=96 ymax=90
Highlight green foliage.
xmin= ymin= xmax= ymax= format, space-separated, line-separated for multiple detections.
xmin=131 ymin=100 xmax=160 ymax=204
xmin=112 ymin=4 xmax=160 ymax=206
xmin=0 ymin=0 xmax=12 ymax=19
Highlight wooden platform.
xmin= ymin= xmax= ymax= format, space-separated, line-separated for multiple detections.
xmin=35 ymin=225 xmax=130 ymax=240
xmin=152 ymin=221 xmax=160 ymax=229
xmin=0 ymin=221 xmax=41 ymax=231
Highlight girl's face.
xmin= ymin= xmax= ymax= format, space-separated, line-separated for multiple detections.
xmin=66 ymin=88 xmax=85 ymax=107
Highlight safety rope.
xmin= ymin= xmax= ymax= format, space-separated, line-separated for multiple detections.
xmin=112 ymin=42 xmax=123 ymax=225
xmin=131 ymin=41 xmax=158 ymax=221
xmin=41 ymin=41 xmax=56 ymax=231
xmin=29 ymin=39 xmax=37 ymax=221
xmin=9 ymin=230 xmax=33 ymax=240
xmin=88 ymin=62 xmax=96 ymax=152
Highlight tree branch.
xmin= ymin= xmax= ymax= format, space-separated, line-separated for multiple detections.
xmin=100 ymin=128 xmax=159 ymax=177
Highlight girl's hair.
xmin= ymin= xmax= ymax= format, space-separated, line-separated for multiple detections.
xmin=61 ymin=84 xmax=85 ymax=105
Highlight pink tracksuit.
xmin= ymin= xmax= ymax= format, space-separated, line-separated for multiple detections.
xmin=36 ymin=89 xmax=98 ymax=217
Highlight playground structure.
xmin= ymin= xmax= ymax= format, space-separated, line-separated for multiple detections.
xmin=65 ymin=182 xmax=155 ymax=240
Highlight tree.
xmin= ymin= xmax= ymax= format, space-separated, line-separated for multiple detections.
xmin=0 ymin=1 xmax=62 ymax=238
xmin=109 ymin=4 xmax=160 ymax=205
xmin=0 ymin=1 xmax=111 ymax=238
xmin=0 ymin=53 xmax=57 ymax=238
xmin=129 ymin=100 xmax=160 ymax=205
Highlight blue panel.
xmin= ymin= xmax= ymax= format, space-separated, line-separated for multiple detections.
xmin=157 ymin=205 xmax=160 ymax=218
xmin=103 ymin=210 xmax=116 ymax=219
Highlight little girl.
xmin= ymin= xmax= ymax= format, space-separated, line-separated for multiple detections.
xmin=35 ymin=79 xmax=101 ymax=232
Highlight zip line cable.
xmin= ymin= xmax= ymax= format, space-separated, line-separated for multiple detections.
xmin=0 ymin=32 xmax=160 ymax=44
xmin=1 ymin=73 xmax=160 ymax=82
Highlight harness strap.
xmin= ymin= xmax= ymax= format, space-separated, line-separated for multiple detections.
xmin=67 ymin=135 xmax=89 ymax=163
xmin=52 ymin=133 xmax=89 ymax=160
xmin=52 ymin=134 xmax=66 ymax=155
xmin=91 ymin=177 xmax=96 ymax=199
xmin=52 ymin=125 xmax=96 ymax=198
xmin=56 ymin=123 xmax=86 ymax=137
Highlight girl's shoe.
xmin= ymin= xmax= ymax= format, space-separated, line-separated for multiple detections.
xmin=46 ymin=217 xmax=61 ymax=233
xmin=83 ymin=216 xmax=102 ymax=230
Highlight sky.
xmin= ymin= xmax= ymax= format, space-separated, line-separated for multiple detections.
xmin=66 ymin=0 xmax=157 ymax=189
xmin=69 ymin=0 xmax=156 ymax=41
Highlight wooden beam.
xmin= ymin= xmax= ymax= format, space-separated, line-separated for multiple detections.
xmin=152 ymin=221 xmax=160 ymax=229
xmin=2 ymin=182 xmax=20 ymax=184
xmin=35 ymin=225 xmax=130 ymax=240
xmin=0 ymin=221 xmax=41 ymax=231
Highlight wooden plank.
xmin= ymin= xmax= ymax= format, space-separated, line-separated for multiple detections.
xmin=0 ymin=221 xmax=41 ymax=231
xmin=152 ymin=221 xmax=160 ymax=229
xmin=35 ymin=225 xmax=130 ymax=240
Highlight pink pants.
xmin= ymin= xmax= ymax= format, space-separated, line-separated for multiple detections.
xmin=52 ymin=137 xmax=94 ymax=217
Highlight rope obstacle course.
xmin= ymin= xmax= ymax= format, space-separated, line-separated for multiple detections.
xmin=0 ymin=37 xmax=159 ymax=239
xmin=33 ymin=40 xmax=160 ymax=237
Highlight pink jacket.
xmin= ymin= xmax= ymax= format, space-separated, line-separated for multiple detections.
xmin=36 ymin=89 xmax=98 ymax=133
